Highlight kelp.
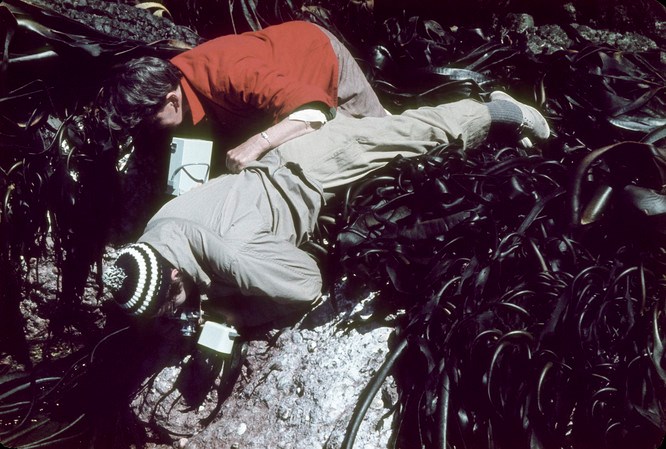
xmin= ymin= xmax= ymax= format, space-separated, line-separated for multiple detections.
xmin=0 ymin=0 xmax=189 ymax=343
xmin=334 ymin=140 xmax=666 ymax=449
xmin=0 ymin=0 xmax=666 ymax=448
xmin=314 ymin=6 xmax=666 ymax=449
xmin=0 ymin=321 xmax=221 ymax=449
xmin=0 ymin=4 xmax=194 ymax=443
xmin=543 ymin=45 xmax=666 ymax=147
xmin=330 ymin=15 xmax=666 ymax=447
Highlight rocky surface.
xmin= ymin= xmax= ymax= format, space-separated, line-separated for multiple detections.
xmin=169 ymin=323 xmax=395 ymax=449
xmin=129 ymin=287 xmax=399 ymax=449
xmin=26 ymin=0 xmax=203 ymax=47
xmin=499 ymin=11 xmax=663 ymax=55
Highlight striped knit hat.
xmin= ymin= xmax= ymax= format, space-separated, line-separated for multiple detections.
xmin=103 ymin=243 xmax=172 ymax=316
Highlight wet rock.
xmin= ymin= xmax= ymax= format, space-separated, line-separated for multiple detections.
xmin=26 ymin=0 xmax=203 ymax=46
xmin=503 ymin=13 xmax=535 ymax=35
xmin=500 ymin=14 xmax=573 ymax=55
xmin=562 ymin=3 xmax=577 ymax=22
xmin=571 ymin=24 xmax=659 ymax=52
xmin=527 ymin=24 xmax=574 ymax=55
xmin=131 ymin=352 xmax=223 ymax=440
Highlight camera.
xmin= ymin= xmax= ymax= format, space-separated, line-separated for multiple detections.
xmin=163 ymin=308 xmax=202 ymax=337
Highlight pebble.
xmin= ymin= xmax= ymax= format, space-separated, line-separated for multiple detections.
xmin=277 ymin=405 xmax=291 ymax=420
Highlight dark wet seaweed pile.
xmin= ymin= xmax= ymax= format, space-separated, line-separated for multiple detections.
xmin=329 ymin=13 xmax=666 ymax=449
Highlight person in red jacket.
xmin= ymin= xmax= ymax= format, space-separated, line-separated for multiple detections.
xmin=97 ymin=21 xmax=386 ymax=172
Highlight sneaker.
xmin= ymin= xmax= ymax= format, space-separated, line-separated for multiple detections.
xmin=490 ymin=91 xmax=550 ymax=146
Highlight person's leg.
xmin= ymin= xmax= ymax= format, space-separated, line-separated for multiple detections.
xmin=274 ymin=93 xmax=549 ymax=189
xmin=316 ymin=26 xmax=387 ymax=118
xmin=275 ymin=98 xmax=491 ymax=189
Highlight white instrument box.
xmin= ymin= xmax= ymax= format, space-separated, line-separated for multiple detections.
xmin=166 ymin=137 xmax=213 ymax=196
xmin=198 ymin=322 xmax=239 ymax=355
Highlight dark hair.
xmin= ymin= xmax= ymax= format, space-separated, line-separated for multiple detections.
xmin=96 ymin=56 xmax=182 ymax=135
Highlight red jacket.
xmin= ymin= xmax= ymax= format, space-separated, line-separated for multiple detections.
xmin=171 ymin=21 xmax=339 ymax=129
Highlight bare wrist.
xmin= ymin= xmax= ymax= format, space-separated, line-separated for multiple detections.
xmin=259 ymin=131 xmax=272 ymax=149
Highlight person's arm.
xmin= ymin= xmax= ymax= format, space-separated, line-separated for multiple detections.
xmin=223 ymin=55 xmax=336 ymax=172
xmin=225 ymin=116 xmax=317 ymax=173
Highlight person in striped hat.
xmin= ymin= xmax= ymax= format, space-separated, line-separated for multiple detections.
xmin=103 ymin=242 xmax=193 ymax=317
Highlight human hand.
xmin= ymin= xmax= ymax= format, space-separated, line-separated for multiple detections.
xmin=225 ymin=135 xmax=269 ymax=173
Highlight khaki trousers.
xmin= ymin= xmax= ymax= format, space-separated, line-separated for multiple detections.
xmin=274 ymin=99 xmax=491 ymax=190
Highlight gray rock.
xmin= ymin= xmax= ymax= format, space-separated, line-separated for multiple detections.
xmin=571 ymin=24 xmax=659 ymax=53
xmin=503 ymin=13 xmax=535 ymax=35
xmin=136 ymin=290 xmax=397 ymax=449
xmin=527 ymin=24 xmax=574 ymax=55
